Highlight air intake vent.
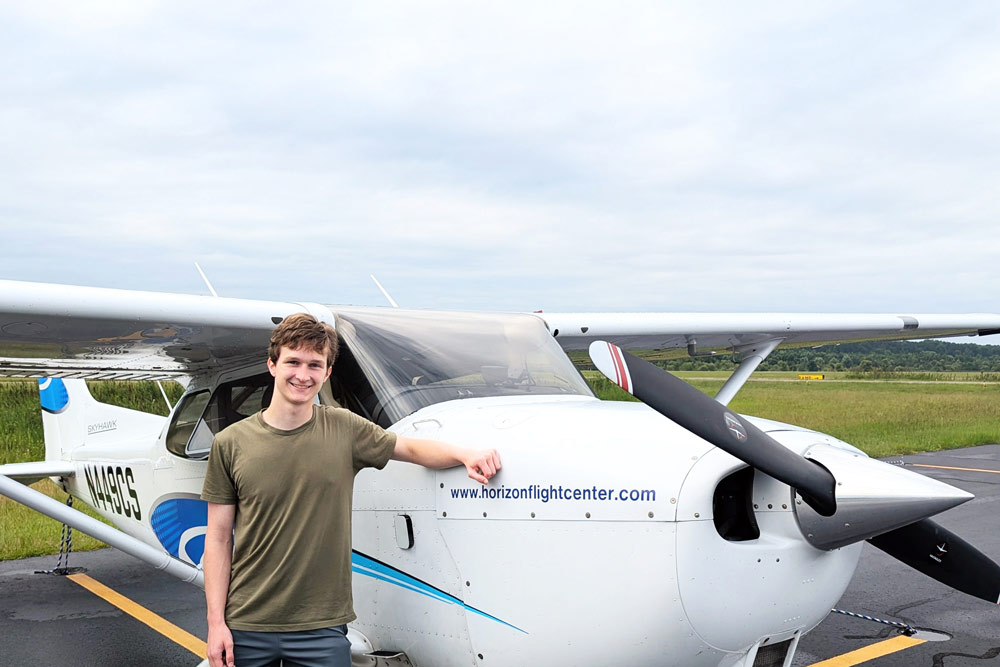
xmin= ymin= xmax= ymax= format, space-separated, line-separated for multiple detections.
xmin=753 ymin=638 xmax=792 ymax=667
xmin=713 ymin=467 xmax=759 ymax=541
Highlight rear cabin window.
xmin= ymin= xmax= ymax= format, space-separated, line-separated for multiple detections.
xmin=165 ymin=373 xmax=274 ymax=459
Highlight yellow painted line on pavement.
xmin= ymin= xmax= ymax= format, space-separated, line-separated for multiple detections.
xmin=911 ymin=463 xmax=1000 ymax=475
xmin=805 ymin=635 xmax=925 ymax=667
xmin=66 ymin=573 xmax=206 ymax=658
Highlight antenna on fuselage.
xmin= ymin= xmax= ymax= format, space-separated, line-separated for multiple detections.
xmin=195 ymin=262 xmax=219 ymax=297
xmin=370 ymin=274 xmax=399 ymax=308
xmin=170 ymin=262 xmax=216 ymax=416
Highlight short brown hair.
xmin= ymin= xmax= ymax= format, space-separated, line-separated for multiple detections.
xmin=268 ymin=313 xmax=339 ymax=367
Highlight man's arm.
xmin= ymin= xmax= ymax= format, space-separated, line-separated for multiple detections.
xmin=391 ymin=436 xmax=501 ymax=484
xmin=204 ymin=502 xmax=236 ymax=667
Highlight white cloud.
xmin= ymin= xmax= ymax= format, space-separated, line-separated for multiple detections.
xmin=1 ymin=2 xmax=1000 ymax=317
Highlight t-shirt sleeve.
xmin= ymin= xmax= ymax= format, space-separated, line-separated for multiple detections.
xmin=348 ymin=412 xmax=397 ymax=472
xmin=201 ymin=434 xmax=238 ymax=504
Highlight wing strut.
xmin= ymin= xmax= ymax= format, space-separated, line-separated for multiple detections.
xmin=715 ymin=338 xmax=783 ymax=406
xmin=0 ymin=474 xmax=204 ymax=587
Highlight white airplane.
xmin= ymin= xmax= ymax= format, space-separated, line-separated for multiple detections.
xmin=2 ymin=277 xmax=1000 ymax=667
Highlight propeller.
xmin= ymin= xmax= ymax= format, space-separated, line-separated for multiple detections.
xmin=869 ymin=518 xmax=1000 ymax=604
xmin=589 ymin=340 xmax=1000 ymax=603
xmin=588 ymin=340 xmax=837 ymax=516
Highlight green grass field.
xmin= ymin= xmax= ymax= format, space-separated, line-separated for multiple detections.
xmin=1 ymin=375 xmax=998 ymax=560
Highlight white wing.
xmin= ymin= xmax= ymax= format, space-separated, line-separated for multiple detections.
xmin=3 ymin=279 xmax=999 ymax=379
xmin=0 ymin=279 xmax=333 ymax=379
xmin=538 ymin=312 xmax=1000 ymax=352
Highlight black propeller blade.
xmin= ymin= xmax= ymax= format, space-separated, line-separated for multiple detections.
xmin=589 ymin=340 xmax=1000 ymax=604
xmin=869 ymin=518 xmax=1000 ymax=605
xmin=589 ymin=341 xmax=837 ymax=516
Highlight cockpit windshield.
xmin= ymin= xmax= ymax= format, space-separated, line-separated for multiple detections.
xmin=334 ymin=307 xmax=592 ymax=424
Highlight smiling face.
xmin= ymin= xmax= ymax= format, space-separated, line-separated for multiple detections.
xmin=267 ymin=345 xmax=333 ymax=408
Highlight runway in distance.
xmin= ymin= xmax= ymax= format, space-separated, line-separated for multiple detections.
xmin=2 ymin=277 xmax=1000 ymax=667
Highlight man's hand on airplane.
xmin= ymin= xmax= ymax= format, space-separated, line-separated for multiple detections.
xmin=462 ymin=448 xmax=502 ymax=484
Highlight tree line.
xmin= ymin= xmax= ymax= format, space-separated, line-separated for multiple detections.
xmin=654 ymin=339 xmax=1000 ymax=373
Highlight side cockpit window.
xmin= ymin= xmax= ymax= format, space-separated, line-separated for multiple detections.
xmin=165 ymin=373 xmax=274 ymax=460
xmin=165 ymin=390 xmax=210 ymax=458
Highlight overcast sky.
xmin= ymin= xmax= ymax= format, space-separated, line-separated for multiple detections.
xmin=2 ymin=2 xmax=999 ymax=316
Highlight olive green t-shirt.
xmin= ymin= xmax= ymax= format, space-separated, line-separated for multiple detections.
xmin=201 ymin=405 xmax=396 ymax=631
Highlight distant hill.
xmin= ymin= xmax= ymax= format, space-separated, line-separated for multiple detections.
xmin=656 ymin=339 xmax=1000 ymax=373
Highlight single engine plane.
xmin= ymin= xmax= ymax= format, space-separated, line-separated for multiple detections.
xmin=1 ymin=278 xmax=999 ymax=667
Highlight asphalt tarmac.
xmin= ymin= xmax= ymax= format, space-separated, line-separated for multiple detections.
xmin=0 ymin=548 xmax=206 ymax=666
xmin=2 ymin=446 xmax=999 ymax=667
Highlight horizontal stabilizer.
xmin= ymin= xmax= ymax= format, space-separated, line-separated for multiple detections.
xmin=0 ymin=473 xmax=203 ymax=587
xmin=0 ymin=461 xmax=75 ymax=486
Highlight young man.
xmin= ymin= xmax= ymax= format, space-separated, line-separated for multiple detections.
xmin=202 ymin=314 xmax=501 ymax=667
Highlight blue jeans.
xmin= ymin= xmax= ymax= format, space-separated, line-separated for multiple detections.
xmin=230 ymin=625 xmax=351 ymax=667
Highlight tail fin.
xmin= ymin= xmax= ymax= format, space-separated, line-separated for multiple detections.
xmin=39 ymin=378 xmax=166 ymax=461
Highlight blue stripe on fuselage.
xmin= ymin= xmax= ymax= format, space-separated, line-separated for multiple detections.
xmin=148 ymin=495 xmax=524 ymax=633
xmin=351 ymin=550 xmax=526 ymax=634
